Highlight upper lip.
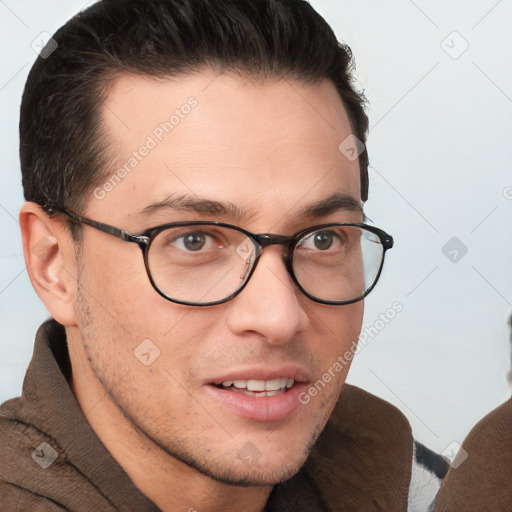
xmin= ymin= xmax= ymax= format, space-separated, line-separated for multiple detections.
xmin=206 ymin=364 xmax=311 ymax=386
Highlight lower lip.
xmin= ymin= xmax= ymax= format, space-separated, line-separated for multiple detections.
xmin=204 ymin=383 xmax=308 ymax=422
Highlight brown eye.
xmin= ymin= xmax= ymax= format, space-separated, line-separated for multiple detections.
xmin=166 ymin=230 xmax=218 ymax=252
xmin=312 ymin=231 xmax=334 ymax=250
xmin=182 ymin=232 xmax=207 ymax=251
xmin=298 ymin=230 xmax=344 ymax=252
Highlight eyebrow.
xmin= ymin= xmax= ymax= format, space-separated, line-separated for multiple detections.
xmin=135 ymin=192 xmax=363 ymax=222
xmin=299 ymin=193 xmax=363 ymax=219
xmin=136 ymin=194 xmax=250 ymax=220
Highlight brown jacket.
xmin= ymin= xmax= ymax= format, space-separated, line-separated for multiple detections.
xmin=0 ymin=320 xmax=413 ymax=511
xmin=434 ymin=398 xmax=512 ymax=512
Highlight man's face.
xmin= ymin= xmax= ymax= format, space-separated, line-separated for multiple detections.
xmin=72 ymin=71 xmax=364 ymax=485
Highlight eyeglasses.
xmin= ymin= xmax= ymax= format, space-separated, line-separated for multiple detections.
xmin=52 ymin=207 xmax=393 ymax=307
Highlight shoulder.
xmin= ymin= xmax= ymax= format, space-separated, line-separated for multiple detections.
xmin=330 ymin=383 xmax=413 ymax=437
xmin=302 ymin=384 xmax=413 ymax=511
xmin=0 ymin=396 xmax=66 ymax=510
xmin=463 ymin=397 xmax=512 ymax=442
xmin=314 ymin=383 xmax=413 ymax=476
xmin=434 ymin=398 xmax=512 ymax=511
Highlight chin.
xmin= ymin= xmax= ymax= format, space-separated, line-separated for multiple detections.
xmin=201 ymin=420 xmax=327 ymax=487
xmin=153 ymin=428 xmax=314 ymax=487
xmin=202 ymin=452 xmax=310 ymax=487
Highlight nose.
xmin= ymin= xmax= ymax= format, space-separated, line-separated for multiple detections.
xmin=224 ymin=246 xmax=309 ymax=344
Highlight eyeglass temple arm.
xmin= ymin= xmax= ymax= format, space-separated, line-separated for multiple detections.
xmin=50 ymin=207 xmax=149 ymax=247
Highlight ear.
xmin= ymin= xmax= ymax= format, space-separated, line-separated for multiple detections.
xmin=19 ymin=202 xmax=79 ymax=326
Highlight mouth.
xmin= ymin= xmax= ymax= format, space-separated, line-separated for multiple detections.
xmin=204 ymin=369 xmax=309 ymax=422
xmin=213 ymin=378 xmax=295 ymax=397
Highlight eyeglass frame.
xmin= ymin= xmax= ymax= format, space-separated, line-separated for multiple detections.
xmin=49 ymin=207 xmax=394 ymax=307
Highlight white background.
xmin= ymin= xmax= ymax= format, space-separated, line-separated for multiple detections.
xmin=1 ymin=0 xmax=511 ymax=457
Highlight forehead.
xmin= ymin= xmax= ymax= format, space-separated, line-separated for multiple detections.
xmin=94 ymin=71 xmax=362 ymax=227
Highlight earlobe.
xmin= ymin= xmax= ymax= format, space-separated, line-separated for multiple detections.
xmin=19 ymin=202 xmax=78 ymax=326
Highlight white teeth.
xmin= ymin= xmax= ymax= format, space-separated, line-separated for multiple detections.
xmin=264 ymin=378 xmax=282 ymax=391
xmin=265 ymin=390 xmax=282 ymax=397
xmin=220 ymin=378 xmax=295 ymax=391
xmin=247 ymin=379 xmax=266 ymax=391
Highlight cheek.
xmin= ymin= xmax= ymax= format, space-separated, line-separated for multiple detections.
xmin=81 ymin=237 xmax=142 ymax=293
xmin=80 ymin=240 xmax=172 ymax=335
xmin=311 ymin=301 xmax=364 ymax=352
xmin=77 ymin=247 xmax=220 ymax=379
xmin=308 ymin=301 xmax=363 ymax=386
xmin=75 ymin=249 xmax=170 ymax=379
xmin=299 ymin=303 xmax=363 ymax=418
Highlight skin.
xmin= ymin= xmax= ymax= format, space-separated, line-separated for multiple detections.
xmin=20 ymin=71 xmax=364 ymax=512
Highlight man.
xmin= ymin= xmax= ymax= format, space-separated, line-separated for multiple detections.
xmin=0 ymin=0 xmax=413 ymax=510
